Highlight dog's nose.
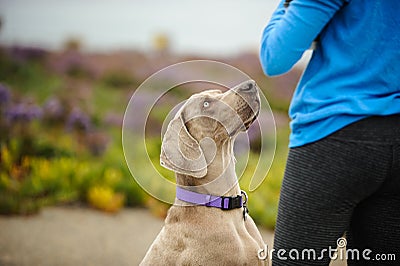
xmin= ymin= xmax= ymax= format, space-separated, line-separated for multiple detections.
xmin=239 ymin=80 xmax=256 ymax=92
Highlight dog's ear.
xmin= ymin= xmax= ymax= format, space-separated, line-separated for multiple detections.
xmin=160 ymin=114 xmax=207 ymax=178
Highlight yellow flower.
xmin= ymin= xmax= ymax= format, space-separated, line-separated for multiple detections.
xmin=1 ymin=146 xmax=12 ymax=171
xmin=87 ymin=186 xmax=124 ymax=213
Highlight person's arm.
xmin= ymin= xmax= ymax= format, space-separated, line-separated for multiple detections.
xmin=260 ymin=0 xmax=348 ymax=76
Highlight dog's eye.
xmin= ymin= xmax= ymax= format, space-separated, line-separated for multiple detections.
xmin=203 ymin=101 xmax=209 ymax=108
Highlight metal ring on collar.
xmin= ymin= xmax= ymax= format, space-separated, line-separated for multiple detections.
xmin=241 ymin=190 xmax=248 ymax=205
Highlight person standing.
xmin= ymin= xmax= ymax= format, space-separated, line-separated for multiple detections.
xmin=260 ymin=0 xmax=400 ymax=265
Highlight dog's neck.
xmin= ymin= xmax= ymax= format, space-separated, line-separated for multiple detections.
xmin=175 ymin=138 xmax=240 ymax=205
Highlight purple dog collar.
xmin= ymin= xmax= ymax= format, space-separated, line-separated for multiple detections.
xmin=176 ymin=186 xmax=247 ymax=211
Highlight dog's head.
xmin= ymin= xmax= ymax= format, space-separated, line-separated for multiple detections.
xmin=160 ymin=80 xmax=260 ymax=178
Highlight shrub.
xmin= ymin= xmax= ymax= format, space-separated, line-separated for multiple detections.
xmin=100 ymin=71 xmax=137 ymax=88
xmin=0 ymin=148 xmax=79 ymax=214
xmin=114 ymin=178 xmax=147 ymax=207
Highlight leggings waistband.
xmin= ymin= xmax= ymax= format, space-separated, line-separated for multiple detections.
xmin=329 ymin=114 xmax=400 ymax=144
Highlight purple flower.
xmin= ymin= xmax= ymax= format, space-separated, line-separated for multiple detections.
xmin=66 ymin=108 xmax=91 ymax=132
xmin=9 ymin=46 xmax=48 ymax=62
xmin=49 ymin=51 xmax=93 ymax=78
xmin=104 ymin=112 xmax=123 ymax=127
xmin=0 ymin=84 xmax=11 ymax=105
xmin=5 ymin=103 xmax=43 ymax=123
xmin=86 ymin=131 xmax=110 ymax=156
xmin=247 ymin=120 xmax=261 ymax=142
xmin=43 ymin=97 xmax=64 ymax=120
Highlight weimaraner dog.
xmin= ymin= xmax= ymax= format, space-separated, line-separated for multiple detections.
xmin=141 ymin=80 xmax=267 ymax=265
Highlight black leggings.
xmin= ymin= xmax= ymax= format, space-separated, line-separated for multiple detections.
xmin=272 ymin=115 xmax=400 ymax=266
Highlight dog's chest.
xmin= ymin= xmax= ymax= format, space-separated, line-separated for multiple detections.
xmin=162 ymin=217 xmax=262 ymax=265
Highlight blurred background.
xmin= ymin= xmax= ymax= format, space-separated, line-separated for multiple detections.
xmin=0 ymin=0 xmax=312 ymax=265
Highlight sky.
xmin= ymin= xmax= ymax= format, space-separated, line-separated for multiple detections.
xmin=0 ymin=0 xmax=281 ymax=55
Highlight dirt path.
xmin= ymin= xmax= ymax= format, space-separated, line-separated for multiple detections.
xmin=0 ymin=206 xmax=345 ymax=265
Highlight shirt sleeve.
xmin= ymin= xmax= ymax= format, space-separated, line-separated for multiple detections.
xmin=259 ymin=0 xmax=348 ymax=76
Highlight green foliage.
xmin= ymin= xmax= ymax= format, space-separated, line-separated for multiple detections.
xmin=238 ymin=140 xmax=288 ymax=229
xmin=0 ymin=141 xmax=147 ymax=215
xmin=0 ymin=48 xmax=61 ymax=102
xmin=0 ymin=146 xmax=78 ymax=214
xmin=91 ymin=84 xmax=129 ymax=117
xmin=100 ymin=71 xmax=138 ymax=89
xmin=66 ymin=64 xmax=92 ymax=79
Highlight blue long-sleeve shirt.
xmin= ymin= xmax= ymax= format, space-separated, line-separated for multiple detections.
xmin=260 ymin=0 xmax=400 ymax=147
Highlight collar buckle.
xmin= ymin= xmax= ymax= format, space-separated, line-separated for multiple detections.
xmin=220 ymin=195 xmax=242 ymax=210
